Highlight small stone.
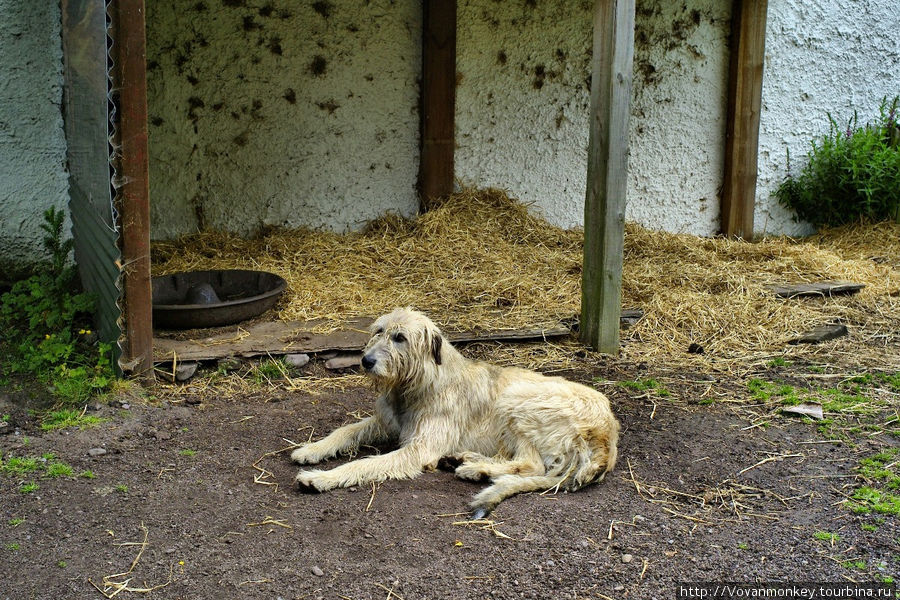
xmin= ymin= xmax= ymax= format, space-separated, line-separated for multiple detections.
xmin=311 ymin=566 xmax=324 ymax=577
xmin=120 ymin=403 xmax=131 ymax=410
xmin=284 ymin=353 xmax=310 ymax=368
xmin=175 ymin=362 xmax=199 ymax=381
xmin=325 ymin=354 xmax=362 ymax=370
xmin=363 ymin=532 xmax=373 ymax=539
xmin=622 ymin=554 xmax=634 ymax=563
xmin=615 ymin=585 xmax=625 ymax=591
xmin=88 ymin=447 xmax=107 ymax=457
xmin=0 ymin=421 xmax=8 ymax=430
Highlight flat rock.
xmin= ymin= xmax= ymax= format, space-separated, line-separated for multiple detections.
xmin=325 ymin=354 xmax=362 ymax=370
xmin=158 ymin=361 xmax=200 ymax=382
xmin=88 ymin=447 xmax=107 ymax=457
xmin=769 ymin=281 xmax=864 ymax=299
xmin=789 ymin=324 xmax=848 ymax=345
xmin=311 ymin=565 xmax=324 ymax=577
xmin=284 ymin=353 xmax=310 ymax=368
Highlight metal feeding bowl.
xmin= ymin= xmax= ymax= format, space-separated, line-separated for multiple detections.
xmin=152 ymin=270 xmax=287 ymax=330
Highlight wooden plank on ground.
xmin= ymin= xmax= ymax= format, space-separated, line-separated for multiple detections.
xmin=580 ymin=0 xmax=635 ymax=355
xmin=721 ymin=0 xmax=769 ymax=239
xmin=153 ymin=319 xmax=572 ymax=363
xmin=768 ymin=281 xmax=864 ymax=298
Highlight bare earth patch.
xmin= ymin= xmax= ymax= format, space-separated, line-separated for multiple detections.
xmin=1 ymin=358 xmax=897 ymax=599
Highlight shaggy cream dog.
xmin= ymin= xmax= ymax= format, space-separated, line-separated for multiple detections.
xmin=292 ymin=307 xmax=620 ymax=517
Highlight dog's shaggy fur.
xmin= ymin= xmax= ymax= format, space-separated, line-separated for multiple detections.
xmin=292 ymin=307 xmax=620 ymax=516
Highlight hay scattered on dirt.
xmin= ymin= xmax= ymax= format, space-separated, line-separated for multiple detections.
xmin=152 ymin=189 xmax=900 ymax=369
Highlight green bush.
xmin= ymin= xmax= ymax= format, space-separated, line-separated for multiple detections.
xmin=0 ymin=208 xmax=113 ymax=406
xmin=775 ymin=96 xmax=900 ymax=226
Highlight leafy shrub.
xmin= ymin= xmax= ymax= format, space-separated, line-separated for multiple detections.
xmin=775 ymin=96 xmax=900 ymax=226
xmin=0 ymin=208 xmax=113 ymax=406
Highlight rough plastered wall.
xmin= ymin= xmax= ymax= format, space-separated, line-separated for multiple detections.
xmin=755 ymin=0 xmax=900 ymax=237
xmin=0 ymin=1 xmax=69 ymax=276
xmin=146 ymin=0 xmax=421 ymax=239
xmin=455 ymin=0 xmax=731 ymax=235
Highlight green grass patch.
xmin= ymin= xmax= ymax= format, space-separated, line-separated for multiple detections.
xmin=813 ymin=531 xmax=840 ymax=543
xmin=1 ymin=451 xmax=76 ymax=481
xmin=618 ymin=378 xmax=671 ymax=397
xmin=5 ymin=543 xmax=20 ymax=551
xmin=79 ymin=470 xmax=96 ymax=479
xmin=39 ymin=408 xmax=106 ymax=431
xmin=849 ymin=486 xmax=900 ymax=516
xmin=19 ymin=481 xmax=39 ymax=494
xmin=179 ymin=449 xmax=197 ymax=457
xmin=841 ymin=559 xmax=867 ymax=571
xmin=252 ymin=359 xmax=287 ymax=384
xmin=7 ymin=518 xmax=25 ymax=527
xmin=45 ymin=462 xmax=73 ymax=478
xmin=0 ymin=454 xmax=42 ymax=476
xmin=861 ymin=523 xmax=879 ymax=532
xmin=114 ymin=484 xmax=129 ymax=494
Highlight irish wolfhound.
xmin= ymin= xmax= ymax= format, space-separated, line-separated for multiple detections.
xmin=292 ymin=307 xmax=620 ymax=517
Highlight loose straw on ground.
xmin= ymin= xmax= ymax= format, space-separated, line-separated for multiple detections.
xmin=153 ymin=188 xmax=900 ymax=371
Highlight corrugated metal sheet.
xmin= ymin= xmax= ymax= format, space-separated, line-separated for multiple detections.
xmin=61 ymin=0 xmax=123 ymax=371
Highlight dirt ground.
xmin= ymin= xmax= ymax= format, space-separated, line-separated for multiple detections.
xmin=1 ymin=355 xmax=898 ymax=600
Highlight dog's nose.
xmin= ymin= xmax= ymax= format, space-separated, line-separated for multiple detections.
xmin=361 ymin=355 xmax=376 ymax=371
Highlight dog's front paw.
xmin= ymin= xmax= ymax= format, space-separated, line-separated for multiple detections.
xmin=291 ymin=444 xmax=324 ymax=465
xmin=295 ymin=469 xmax=335 ymax=493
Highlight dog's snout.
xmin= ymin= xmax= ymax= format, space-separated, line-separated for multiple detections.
xmin=361 ymin=355 xmax=377 ymax=371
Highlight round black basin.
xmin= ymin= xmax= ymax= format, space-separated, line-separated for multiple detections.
xmin=152 ymin=269 xmax=287 ymax=329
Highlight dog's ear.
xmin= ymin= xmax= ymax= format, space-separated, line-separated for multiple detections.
xmin=431 ymin=333 xmax=443 ymax=366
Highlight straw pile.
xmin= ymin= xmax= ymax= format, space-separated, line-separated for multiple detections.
xmin=152 ymin=188 xmax=900 ymax=370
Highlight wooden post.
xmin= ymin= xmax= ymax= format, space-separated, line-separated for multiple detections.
xmin=580 ymin=0 xmax=635 ymax=354
xmin=418 ymin=0 xmax=457 ymax=210
xmin=721 ymin=0 xmax=768 ymax=239
xmin=109 ymin=0 xmax=154 ymax=379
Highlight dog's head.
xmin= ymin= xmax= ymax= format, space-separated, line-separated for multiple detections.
xmin=361 ymin=307 xmax=444 ymax=388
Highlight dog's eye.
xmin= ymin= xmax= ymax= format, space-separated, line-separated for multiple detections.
xmin=392 ymin=332 xmax=407 ymax=343
xmin=374 ymin=328 xmax=384 ymax=335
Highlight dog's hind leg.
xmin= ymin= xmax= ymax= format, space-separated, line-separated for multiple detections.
xmin=468 ymin=474 xmax=567 ymax=519
xmin=453 ymin=448 xmax=545 ymax=483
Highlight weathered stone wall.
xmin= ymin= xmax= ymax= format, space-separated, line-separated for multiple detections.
xmin=0 ymin=1 xmax=68 ymax=276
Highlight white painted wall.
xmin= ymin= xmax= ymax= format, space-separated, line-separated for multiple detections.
xmin=756 ymin=0 xmax=900 ymax=236
xmin=146 ymin=0 xmax=422 ymax=239
xmin=456 ymin=0 xmax=731 ymax=235
xmin=1 ymin=0 xmax=898 ymax=267
xmin=0 ymin=1 xmax=69 ymax=276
